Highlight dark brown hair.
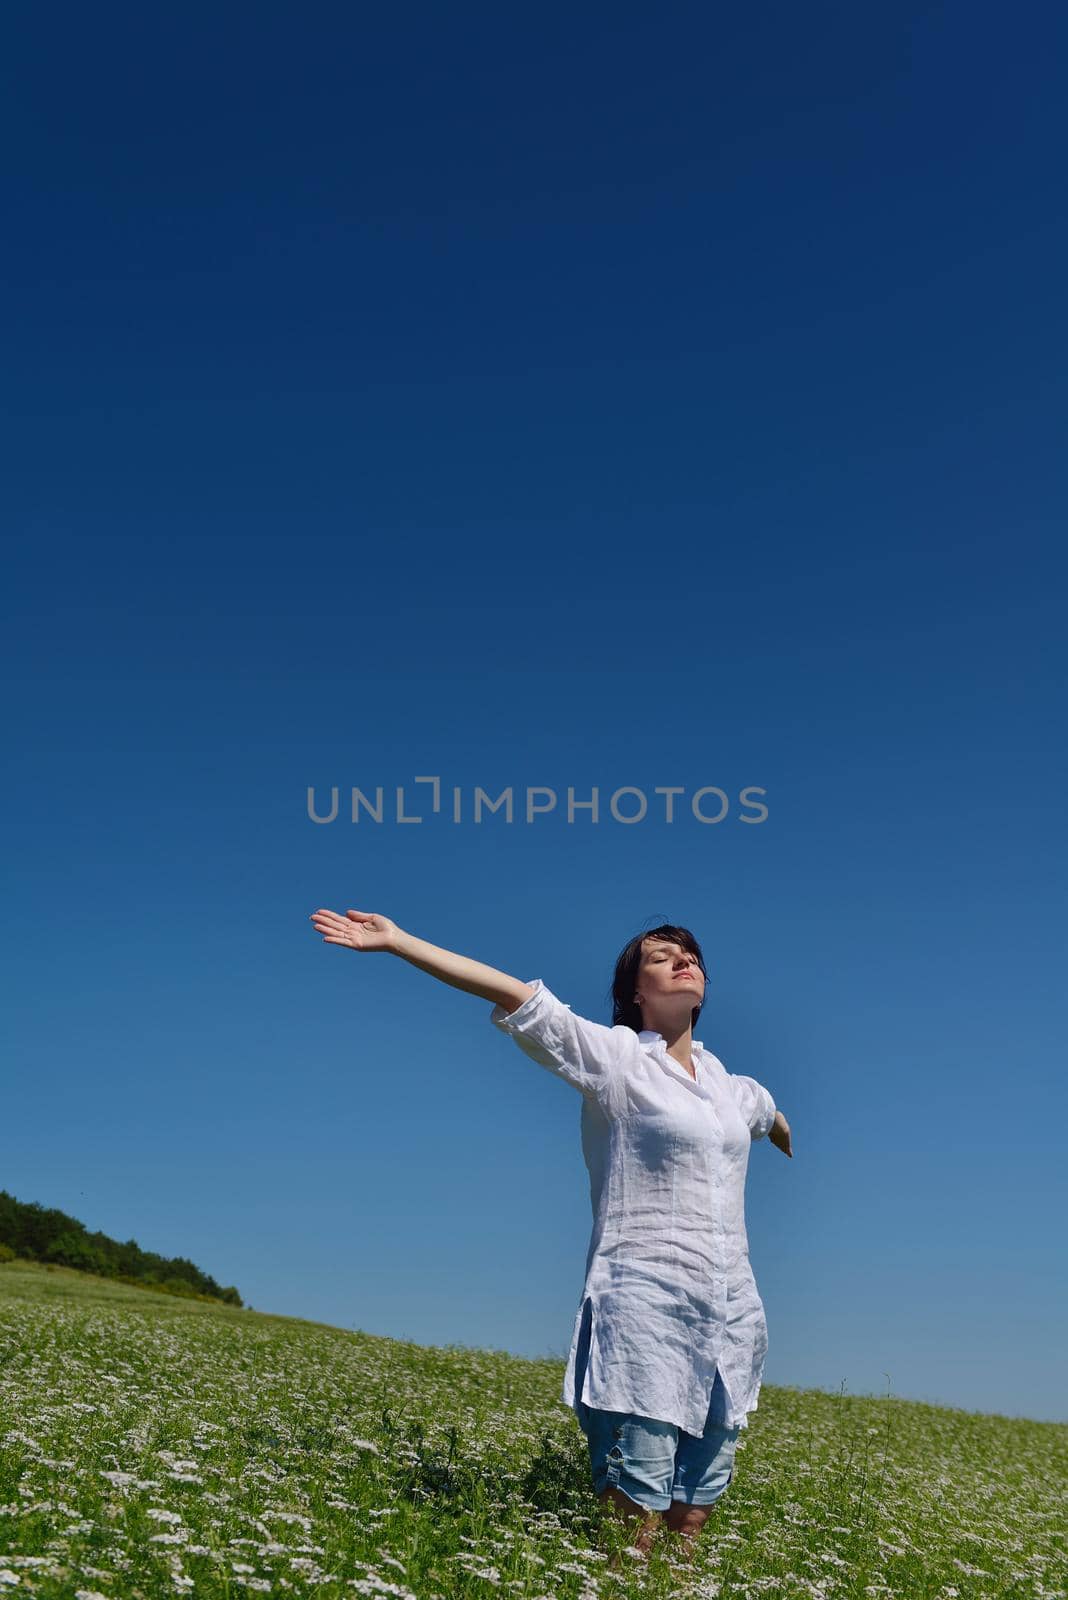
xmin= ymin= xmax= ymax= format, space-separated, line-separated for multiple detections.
xmin=608 ymin=922 xmax=709 ymax=1034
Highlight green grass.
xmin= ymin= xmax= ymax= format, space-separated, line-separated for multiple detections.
xmin=1 ymin=1262 xmax=1064 ymax=1600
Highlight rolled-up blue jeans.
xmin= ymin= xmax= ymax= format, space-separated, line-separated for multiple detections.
xmin=573 ymin=1299 xmax=740 ymax=1513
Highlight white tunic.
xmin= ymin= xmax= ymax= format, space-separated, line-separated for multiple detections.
xmin=490 ymin=977 xmax=777 ymax=1436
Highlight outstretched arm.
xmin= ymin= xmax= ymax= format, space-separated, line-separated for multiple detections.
xmin=310 ymin=906 xmax=628 ymax=1103
xmin=768 ymin=1110 xmax=793 ymax=1158
xmin=309 ymin=906 xmax=533 ymax=1014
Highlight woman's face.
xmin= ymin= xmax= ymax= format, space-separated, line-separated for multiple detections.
xmin=636 ymin=938 xmax=706 ymax=1024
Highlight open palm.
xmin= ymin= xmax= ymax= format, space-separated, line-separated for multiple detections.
xmin=309 ymin=907 xmax=398 ymax=952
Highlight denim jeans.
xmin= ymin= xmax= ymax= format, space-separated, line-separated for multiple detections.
xmin=573 ymin=1296 xmax=740 ymax=1512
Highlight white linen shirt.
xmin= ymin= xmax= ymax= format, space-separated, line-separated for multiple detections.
xmin=490 ymin=977 xmax=777 ymax=1436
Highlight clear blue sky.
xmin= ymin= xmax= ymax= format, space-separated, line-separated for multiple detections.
xmin=4 ymin=3 xmax=1066 ymax=1424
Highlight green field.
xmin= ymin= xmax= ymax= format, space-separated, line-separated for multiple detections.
xmin=1 ymin=1262 xmax=1064 ymax=1600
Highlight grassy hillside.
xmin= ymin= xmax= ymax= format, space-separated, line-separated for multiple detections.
xmin=0 ymin=1262 xmax=1064 ymax=1600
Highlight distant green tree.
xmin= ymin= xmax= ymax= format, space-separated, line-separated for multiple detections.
xmin=0 ymin=1188 xmax=242 ymax=1304
xmin=43 ymin=1232 xmax=105 ymax=1274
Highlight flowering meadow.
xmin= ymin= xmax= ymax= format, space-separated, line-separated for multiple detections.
xmin=1 ymin=1262 xmax=1064 ymax=1600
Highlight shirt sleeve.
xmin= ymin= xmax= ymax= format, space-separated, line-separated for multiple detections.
xmin=489 ymin=978 xmax=629 ymax=1101
xmin=726 ymin=1072 xmax=777 ymax=1140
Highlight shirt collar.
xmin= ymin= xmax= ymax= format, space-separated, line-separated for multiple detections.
xmin=638 ymin=1029 xmax=704 ymax=1055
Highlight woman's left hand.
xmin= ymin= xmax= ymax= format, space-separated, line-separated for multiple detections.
xmin=769 ymin=1111 xmax=792 ymax=1158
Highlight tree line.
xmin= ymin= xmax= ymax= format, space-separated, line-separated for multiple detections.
xmin=0 ymin=1188 xmax=243 ymax=1306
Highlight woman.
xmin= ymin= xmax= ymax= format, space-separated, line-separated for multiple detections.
xmin=309 ymin=907 xmax=792 ymax=1561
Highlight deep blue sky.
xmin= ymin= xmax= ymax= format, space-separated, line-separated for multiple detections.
xmin=4 ymin=4 xmax=1066 ymax=1424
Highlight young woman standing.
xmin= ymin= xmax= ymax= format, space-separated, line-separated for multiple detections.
xmin=309 ymin=907 xmax=792 ymax=1561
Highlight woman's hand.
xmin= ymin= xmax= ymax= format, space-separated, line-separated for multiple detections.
xmin=309 ymin=907 xmax=401 ymax=953
xmin=768 ymin=1110 xmax=792 ymax=1158
xmin=308 ymin=915 xmax=526 ymax=1009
